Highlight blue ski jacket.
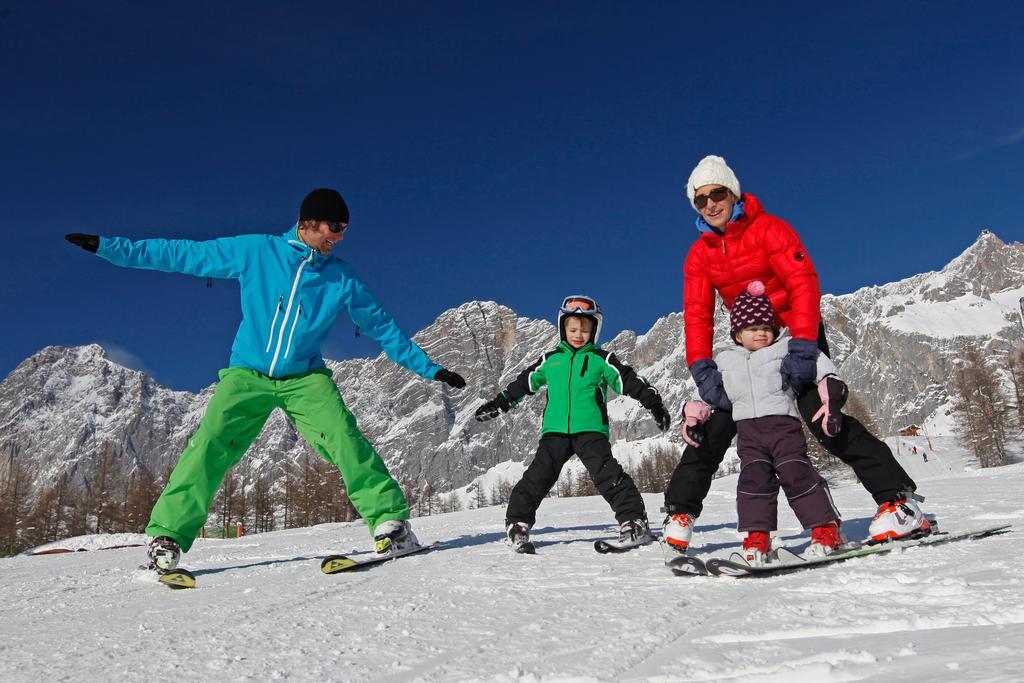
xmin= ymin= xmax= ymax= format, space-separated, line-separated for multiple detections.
xmin=96 ymin=226 xmax=443 ymax=380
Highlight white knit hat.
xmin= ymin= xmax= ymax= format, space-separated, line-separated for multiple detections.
xmin=685 ymin=155 xmax=741 ymax=210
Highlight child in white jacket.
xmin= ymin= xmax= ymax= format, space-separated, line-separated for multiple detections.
xmin=682 ymin=281 xmax=848 ymax=565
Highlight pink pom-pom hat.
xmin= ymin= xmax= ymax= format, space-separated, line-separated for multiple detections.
xmin=730 ymin=280 xmax=779 ymax=341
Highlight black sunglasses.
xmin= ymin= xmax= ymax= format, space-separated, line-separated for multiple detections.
xmin=694 ymin=187 xmax=732 ymax=210
xmin=327 ymin=221 xmax=348 ymax=234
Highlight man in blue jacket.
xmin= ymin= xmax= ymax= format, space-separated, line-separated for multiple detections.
xmin=66 ymin=188 xmax=466 ymax=572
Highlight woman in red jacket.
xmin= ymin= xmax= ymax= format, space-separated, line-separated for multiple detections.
xmin=662 ymin=155 xmax=931 ymax=554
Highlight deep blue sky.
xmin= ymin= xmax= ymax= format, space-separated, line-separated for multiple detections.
xmin=3 ymin=2 xmax=1022 ymax=391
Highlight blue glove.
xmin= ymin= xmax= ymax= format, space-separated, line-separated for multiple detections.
xmin=689 ymin=359 xmax=732 ymax=411
xmin=780 ymin=338 xmax=820 ymax=393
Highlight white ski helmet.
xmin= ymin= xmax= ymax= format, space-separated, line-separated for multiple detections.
xmin=558 ymin=294 xmax=603 ymax=344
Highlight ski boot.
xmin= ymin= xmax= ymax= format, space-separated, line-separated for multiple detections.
xmin=868 ymin=495 xmax=931 ymax=543
xmin=506 ymin=521 xmax=535 ymax=554
xmin=662 ymin=513 xmax=694 ymax=553
xmin=805 ymin=521 xmax=843 ymax=558
xmin=374 ymin=520 xmax=420 ymax=555
xmin=618 ymin=518 xmax=653 ymax=545
xmin=146 ymin=536 xmax=181 ymax=572
xmin=741 ymin=531 xmax=771 ymax=567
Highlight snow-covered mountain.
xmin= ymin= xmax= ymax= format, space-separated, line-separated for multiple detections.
xmin=1 ymin=231 xmax=1021 ymax=503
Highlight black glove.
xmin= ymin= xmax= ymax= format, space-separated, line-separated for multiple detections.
xmin=649 ymin=402 xmax=671 ymax=432
xmin=780 ymin=338 xmax=819 ymax=394
xmin=689 ymin=359 xmax=732 ymax=411
xmin=812 ymin=376 xmax=849 ymax=437
xmin=474 ymin=393 xmax=512 ymax=422
xmin=685 ymin=422 xmax=707 ymax=447
xmin=434 ymin=368 xmax=466 ymax=389
xmin=65 ymin=233 xmax=100 ymax=253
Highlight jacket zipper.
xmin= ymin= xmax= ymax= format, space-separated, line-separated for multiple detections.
xmin=269 ymin=250 xmax=314 ymax=377
xmin=284 ymin=302 xmax=302 ymax=359
xmin=265 ymin=296 xmax=284 ymax=353
xmin=745 ymin=353 xmax=757 ymax=416
xmin=579 ymin=355 xmax=589 ymax=377
xmin=567 ymin=349 xmax=576 ymax=432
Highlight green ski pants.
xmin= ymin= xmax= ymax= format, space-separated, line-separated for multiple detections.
xmin=146 ymin=367 xmax=408 ymax=551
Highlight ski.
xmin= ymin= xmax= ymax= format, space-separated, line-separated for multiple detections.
xmin=157 ymin=568 xmax=196 ymax=590
xmin=705 ymin=524 xmax=1012 ymax=578
xmin=320 ymin=542 xmax=437 ymax=574
xmin=666 ymin=554 xmax=708 ymax=576
xmin=594 ymin=536 xmax=654 ymax=554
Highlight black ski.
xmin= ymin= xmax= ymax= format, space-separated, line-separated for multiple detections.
xmin=595 ymin=536 xmax=654 ymax=554
xmin=666 ymin=554 xmax=708 ymax=576
xmin=705 ymin=524 xmax=1011 ymax=578
xmin=320 ymin=542 xmax=437 ymax=574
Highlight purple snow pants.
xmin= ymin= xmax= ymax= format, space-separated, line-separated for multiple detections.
xmin=736 ymin=415 xmax=841 ymax=532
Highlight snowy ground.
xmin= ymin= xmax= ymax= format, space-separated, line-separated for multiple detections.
xmin=2 ymin=445 xmax=1022 ymax=682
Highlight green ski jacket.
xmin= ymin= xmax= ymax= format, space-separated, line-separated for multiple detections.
xmin=500 ymin=342 xmax=662 ymax=436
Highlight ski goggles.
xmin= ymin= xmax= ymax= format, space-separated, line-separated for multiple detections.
xmin=693 ymin=186 xmax=732 ymax=210
xmin=560 ymin=295 xmax=599 ymax=314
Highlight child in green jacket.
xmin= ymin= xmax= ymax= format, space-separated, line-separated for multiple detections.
xmin=474 ymin=295 xmax=671 ymax=553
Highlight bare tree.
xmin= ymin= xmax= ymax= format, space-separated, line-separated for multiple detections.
xmin=950 ymin=344 xmax=1010 ymax=468
xmin=419 ymin=482 xmax=440 ymax=517
xmin=1007 ymin=346 xmax=1024 ymax=430
xmin=573 ymin=463 xmax=598 ymax=497
xmin=123 ymin=468 xmax=160 ymax=533
xmin=471 ymin=483 xmax=490 ymax=509
xmin=556 ymin=468 xmax=574 ymax=498
xmin=250 ymin=469 xmax=278 ymax=534
xmin=0 ymin=456 xmax=31 ymax=554
xmin=85 ymin=443 xmax=121 ymax=533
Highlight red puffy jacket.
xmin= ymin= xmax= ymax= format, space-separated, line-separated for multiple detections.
xmin=683 ymin=194 xmax=821 ymax=366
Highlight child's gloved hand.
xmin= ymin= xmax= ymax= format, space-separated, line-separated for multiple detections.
xmin=648 ymin=401 xmax=671 ymax=432
xmin=681 ymin=400 xmax=712 ymax=448
xmin=811 ymin=376 xmax=849 ymax=437
xmin=473 ymin=393 xmax=512 ymax=422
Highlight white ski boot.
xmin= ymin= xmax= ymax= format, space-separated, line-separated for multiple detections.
xmin=618 ymin=519 xmax=653 ymax=545
xmin=374 ymin=519 xmax=420 ymax=555
xmin=663 ymin=513 xmax=695 ymax=553
xmin=506 ymin=522 xmax=535 ymax=554
xmin=868 ymin=496 xmax=931 ymax=543
xmin=147 ymin=536 xmax=181 ymax=572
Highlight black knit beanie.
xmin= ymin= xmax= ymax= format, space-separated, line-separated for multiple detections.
xmin=299 ymin=188 xmax=349 ymax=223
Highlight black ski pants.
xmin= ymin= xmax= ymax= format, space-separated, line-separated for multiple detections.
xmin=664 ymin=323 xmax=917 ymax=518
xmin=506 ymin=432 xmax=646 ymax=526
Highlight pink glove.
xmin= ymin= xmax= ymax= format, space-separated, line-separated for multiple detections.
xmin=811 ymin=376 xmax=849 ymax=437
xmin=681 ymin=400 xmax=712 ymax=448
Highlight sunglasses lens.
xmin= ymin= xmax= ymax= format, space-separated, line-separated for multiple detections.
xmin=694 ymin=187 xmax=730 ymax=210
xmin=329 ymin=222 xmax=346 ymax=233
